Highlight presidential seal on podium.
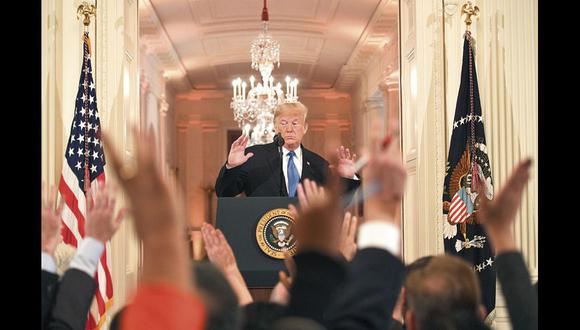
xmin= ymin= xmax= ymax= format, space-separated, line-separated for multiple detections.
xmin=255 ymin=208 xmax=297 ymax=259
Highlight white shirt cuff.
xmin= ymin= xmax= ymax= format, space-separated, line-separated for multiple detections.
xmin=42 ymin=252 xmax=57 ymax=274
xmin=69 ymin=237 xmax=105 ymax=278
xmin=357 ymin=220 xmax=400 ymax=256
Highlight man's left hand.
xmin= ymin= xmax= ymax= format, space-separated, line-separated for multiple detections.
xmin=336 ymin=145 xmax=357 ymax=179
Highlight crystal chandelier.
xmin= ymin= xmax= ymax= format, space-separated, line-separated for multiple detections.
xmin=231 ymin=0 xmax=299 ymax=146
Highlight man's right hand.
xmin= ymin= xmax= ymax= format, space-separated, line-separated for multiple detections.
xmin=226 ymin=134 xmax=254 ymax=168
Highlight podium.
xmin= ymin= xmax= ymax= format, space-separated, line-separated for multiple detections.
xmin=215 ymin=197 xmax=298 ymax=288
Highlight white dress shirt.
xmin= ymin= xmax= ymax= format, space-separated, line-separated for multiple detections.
xmin=357 ymin=219 xmax=400 ymax=256
xmin=41 ymin=237 xmax=104 ymax=278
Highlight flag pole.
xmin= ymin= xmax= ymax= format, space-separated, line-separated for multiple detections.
xmin=461 ymin=1 xmax=480 ymax=243
xmin=77 ymin=1 xmax=96 ymax=195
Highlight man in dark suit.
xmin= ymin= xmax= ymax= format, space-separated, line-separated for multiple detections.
xmin=215 ymin=102 xmax=360 ymax=197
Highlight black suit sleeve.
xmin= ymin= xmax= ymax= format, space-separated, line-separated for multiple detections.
xmin=215 ymin=163 xmax=248 ymax=197
xmin=48 ymin=269 xmax=98 ymax=330
xmin=495 ymin=252 xmax=538 ymax=330
xmin=287 ymin=251 xmax=347 ymax=324
xmin=324 ymin=248 xmax=405 ymax=330
xmin=341 ymin=177 xmax=361 ymax=195
xmin=42 ymin=270 xmax=60 ymax=329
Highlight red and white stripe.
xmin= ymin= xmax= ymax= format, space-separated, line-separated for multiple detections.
xmin=449 ymin=191 xmax=468 ymax=224
xmin=59 ymin=161 xmax=112 ymax=330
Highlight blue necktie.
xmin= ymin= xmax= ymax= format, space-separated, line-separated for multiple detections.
xmin=287 ymin=151 xmax=300 ymax=197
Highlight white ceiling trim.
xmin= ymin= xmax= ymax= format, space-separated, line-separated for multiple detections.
xmin=139 ymin=0 xmax=193 ymax=90
xmin=335 ymin=0 xmax=397 ymax=91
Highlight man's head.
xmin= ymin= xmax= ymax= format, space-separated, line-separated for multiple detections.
xmin=192 ymin=261 xmax=242 ymax=330
xmin=404 ymin=255 xmax=487 ymax=330
xmin=241 ymin=301 xmax=286 ymax=330
xmin=274 ymin=102 xmax=308 ymax=150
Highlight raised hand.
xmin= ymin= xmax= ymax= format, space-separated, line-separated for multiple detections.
xmin=335 ymin=145 xmax=357 ymax=179
xmin=339 ymin=211 xmax=358 ymax=261
xmin=85 ymin=182 xmax=125 ymax=243
xmin=42 ymin=184 xmax=64 ymax=256
xmin=103 ymin=127 xmax=182 ymax=242
xmin=103 ymin=127 xmax=192 ymax=290
xmin=362 ymin=127 xmax=406 ymax=222
xmin=201 ymin=222 xmax=253 ymax=305
xmin=270 ymin=279 xmax=290 ymax=305
xmin=201 ymin=223 xmax=237 ymax=272
xmin=477 ymin=158 xmax=532 ymax=253
xmin=227 ymin=134 xmax=254 ymax=168
xmin=289 ymin=175 xmax=344 ymax=256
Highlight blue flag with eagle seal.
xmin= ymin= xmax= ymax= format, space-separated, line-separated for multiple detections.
xmin=442 ymin=31 xmax=495 ymax=320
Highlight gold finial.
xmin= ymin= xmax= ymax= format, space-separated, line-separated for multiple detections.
xmin=77 ymin=2 xmax=96 ymax=27
xmin=461 ymin=1 xmax=480 ymax=31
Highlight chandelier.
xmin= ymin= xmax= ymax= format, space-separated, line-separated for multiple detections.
xmin=231 ymin=0 xmax=299 ymax=146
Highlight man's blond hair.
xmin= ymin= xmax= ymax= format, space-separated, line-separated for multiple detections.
xmin=274 ymin=102 xmax=308 ymax=123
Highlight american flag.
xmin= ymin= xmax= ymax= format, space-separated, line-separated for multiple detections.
xmin=58 ymin=31 xmax=113 ymax=330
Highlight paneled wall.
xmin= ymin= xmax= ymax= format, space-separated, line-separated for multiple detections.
xmin=399 ymin=0 xmax=447 ymax=263
xmin=42 ymin=0 xmax=141 ymax=328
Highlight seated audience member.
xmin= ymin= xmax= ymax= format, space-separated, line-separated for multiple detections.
xmin=286 ymin=128 xmax=406 ymax=330
xmin=241 ymin=301 xmax=287 ymax=330
xmin=103 ymin=128 xmax=206 ymax=330
xmin=271 ymin=210 xmax=357 ymax=307
xmin=192 ymin=261 xmax=243 ymax=330
xmin=201 ymin=223 xmax=253 ymax=306
xmin=389 ymin=256 xmax=434 ymax=330
xmin=404 ymin=255 xmax=489 ymax=330
xmin=41 ymin=183 xmax=125 ymax=330
xmin=109 ymin=262 xmax=240 ymax=330
xmin=324 ymin=130 xmax=406 ymax=330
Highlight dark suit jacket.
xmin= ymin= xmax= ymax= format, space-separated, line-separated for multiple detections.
xmin=495 ymin=252 xmax=538 ymax=330
xmin=286 ymin=248 xmax=405 ymax=330
xmin=42 ymin=270 xmax=60 ymax=329
xmin=45 ymin=268 xmax=98 ymax=330
xmin=324 ymin=248 xmax=405 ymax=330
xmin=215 ymin=142 xmax=360 ymax=197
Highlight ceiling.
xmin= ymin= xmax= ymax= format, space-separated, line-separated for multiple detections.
xmin=139 ymin=0 xmax=398 ymax=94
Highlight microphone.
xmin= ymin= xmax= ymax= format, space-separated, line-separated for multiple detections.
xmin=273 ymin=133 xmax=285 ymax=147
xmin=274 ymin=133 xmax=286 ymax=196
